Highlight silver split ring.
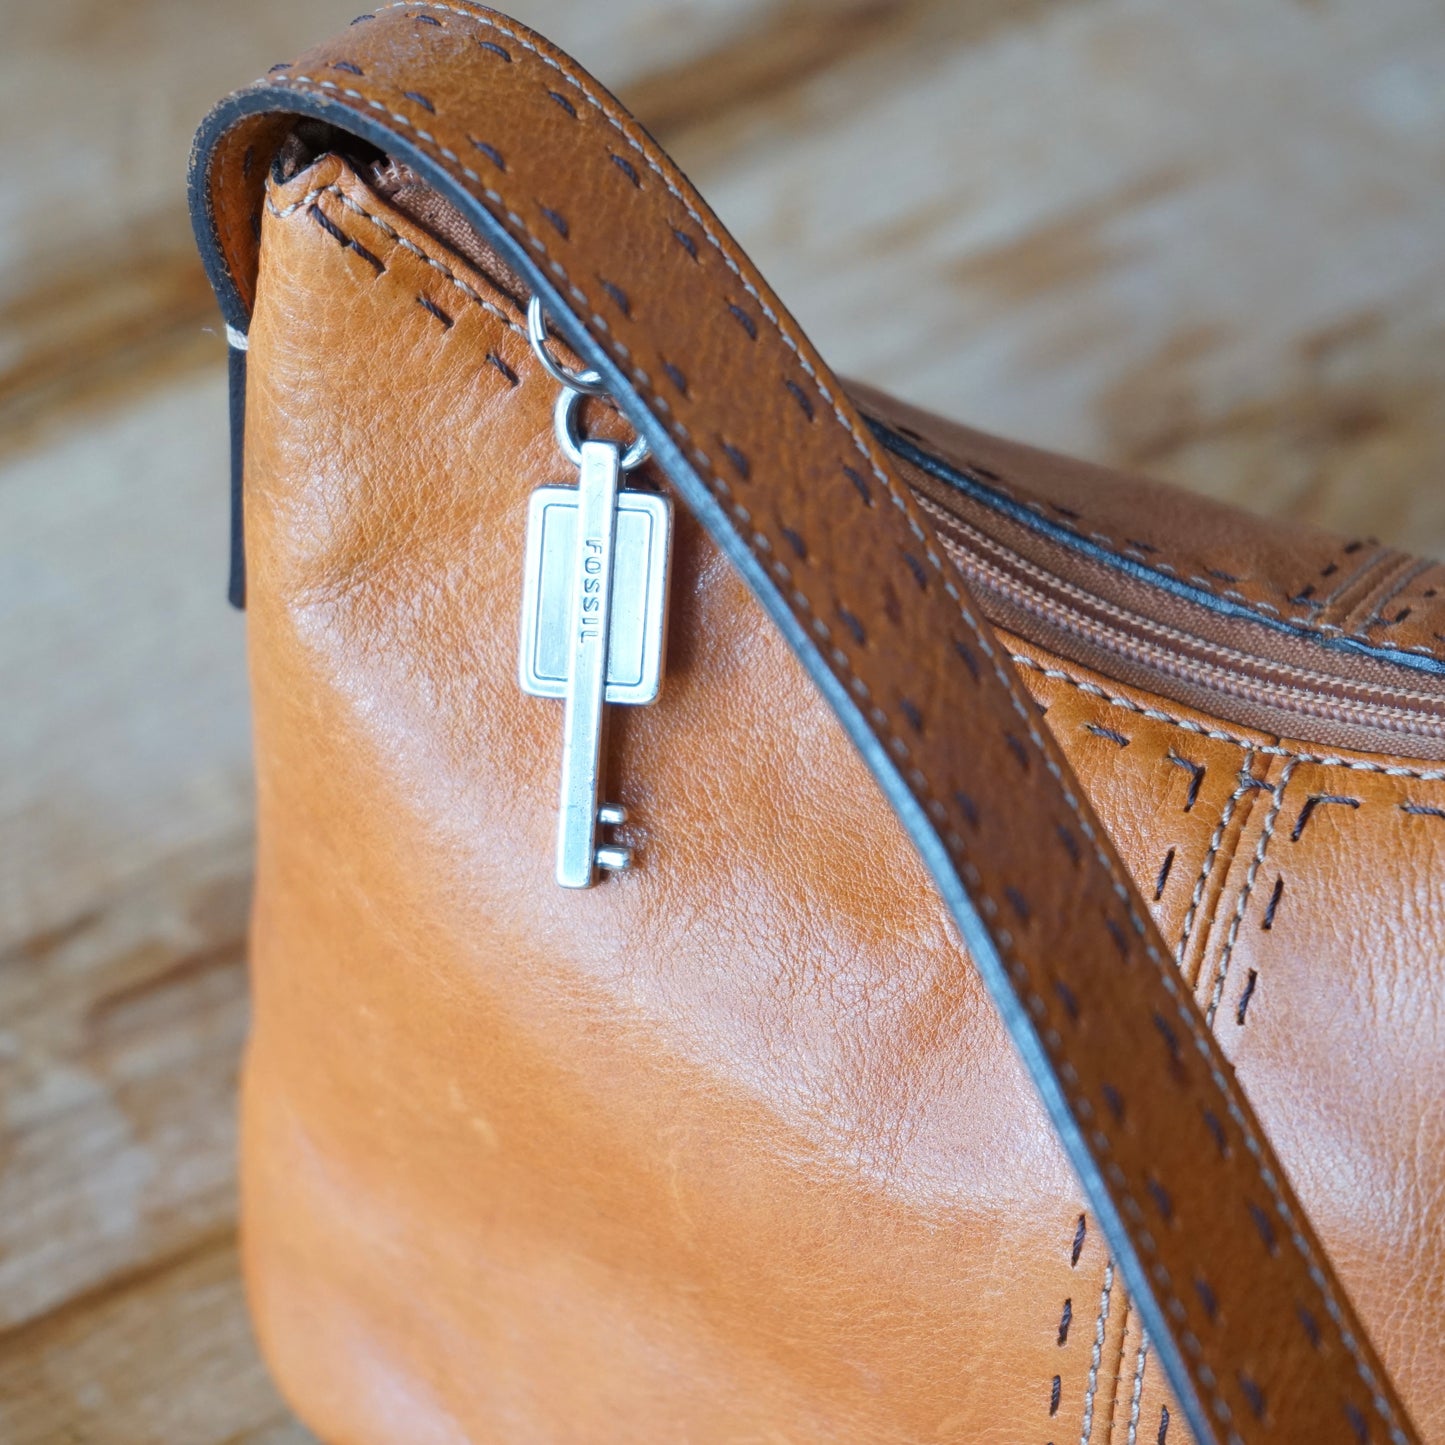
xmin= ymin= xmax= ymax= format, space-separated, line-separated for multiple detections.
xmin=527 ymin=296 xmax=609 ymax=397
xmin=554 ymin=387 xmax=650 ymax=472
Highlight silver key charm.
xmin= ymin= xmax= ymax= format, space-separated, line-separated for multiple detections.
xmin=518 ymin=386 xmax=672 ymax=888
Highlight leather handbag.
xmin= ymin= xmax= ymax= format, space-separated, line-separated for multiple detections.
xmin=189 ymin=6 xmax=1443 ymax=1442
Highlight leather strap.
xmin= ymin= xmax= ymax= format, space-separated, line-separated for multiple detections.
xmin=189 ymin=8 xmax=1419 ymax=1441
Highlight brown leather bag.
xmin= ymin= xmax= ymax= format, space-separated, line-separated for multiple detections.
xmin=189 ymin=7 xmax=1443 ymax=1442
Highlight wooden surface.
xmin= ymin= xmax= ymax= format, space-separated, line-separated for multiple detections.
xmin=3 ymin=0 xmax=1443 ymax=1438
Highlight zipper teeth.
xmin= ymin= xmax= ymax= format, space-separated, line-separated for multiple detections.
xmin=915 ymin=495 xmax=1445 ymax=740
xmin=924 ymin=498 xmax=1445 ymax=707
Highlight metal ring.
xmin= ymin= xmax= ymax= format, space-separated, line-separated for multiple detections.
xmin=527 ymin=296 xmax=609 ymax=397
xmin=554 ymin=387 xmax=651 ymax=472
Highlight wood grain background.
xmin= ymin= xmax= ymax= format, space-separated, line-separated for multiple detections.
xmin=2 ymin=0 xmax=1442 ymax=1438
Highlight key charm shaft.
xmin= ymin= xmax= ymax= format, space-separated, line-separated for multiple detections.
xmin=556 ymin=439 xmax=621 ymax=887
xmin=518 ymin=434 xmax=673 ymax=888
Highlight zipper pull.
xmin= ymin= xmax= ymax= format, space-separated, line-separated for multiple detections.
xmin=517 ymin=302 xmax=673 ymax=888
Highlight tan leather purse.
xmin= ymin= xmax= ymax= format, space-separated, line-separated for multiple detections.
xmin=189 ymin=7 xmax=1443 ymax=1442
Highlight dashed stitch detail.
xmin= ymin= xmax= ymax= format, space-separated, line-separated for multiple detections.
xmin=1205 ymin=760 xmax=1300 ymax=1025
xmin=265 ymin=181 xmax=527 ymax=340
xmin=1175 ymin=756 xmax=1259 ymax=971
xmin=1010 ymin=653 xmax=1445 ymax=782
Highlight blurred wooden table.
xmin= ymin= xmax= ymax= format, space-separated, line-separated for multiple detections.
xmin=2 ymin=0 xmax=1443 ymax=1439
